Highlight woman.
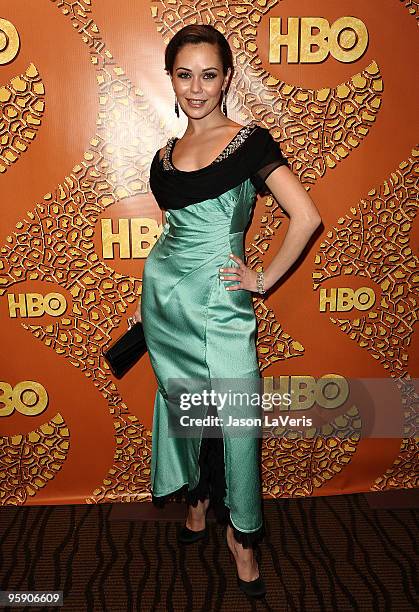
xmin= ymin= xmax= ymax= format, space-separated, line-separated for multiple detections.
xmin=133 ymin=24 xmax=321 ymax=599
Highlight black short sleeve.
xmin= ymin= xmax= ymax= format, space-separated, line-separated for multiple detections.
xmin=249 ymin=127 xmax=289 ymax=196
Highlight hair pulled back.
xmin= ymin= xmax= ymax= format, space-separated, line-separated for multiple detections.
xmin=164 ymin=24 xmax=234 ymax=77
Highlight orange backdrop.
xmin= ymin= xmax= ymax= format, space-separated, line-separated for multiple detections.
xmin=0 ymin=0 xmax=418 ymax=506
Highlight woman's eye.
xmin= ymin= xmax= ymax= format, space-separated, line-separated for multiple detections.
xmin=177 ymin=72 xmax=217 ymax=79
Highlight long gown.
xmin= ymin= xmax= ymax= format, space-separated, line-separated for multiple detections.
xmin=142 ymin=121 xmax=289 ymax=548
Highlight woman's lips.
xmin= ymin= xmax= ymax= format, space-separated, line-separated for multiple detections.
xmin=187 ymin=99 xmax=207 ymax=107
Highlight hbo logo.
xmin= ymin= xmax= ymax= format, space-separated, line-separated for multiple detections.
xmin=270 ymin=17 xmax=368 ymax=63
xmin=0 ymin=381 xmax=48 ymax=417
xmin=7 ymin=293 xmax=67 ymax=318
xmin=320 ymin=287 xmax=375 ymax=312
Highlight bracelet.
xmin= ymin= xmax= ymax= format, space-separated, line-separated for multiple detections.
xmin=256 ymin=270 xmax=265 ymax=294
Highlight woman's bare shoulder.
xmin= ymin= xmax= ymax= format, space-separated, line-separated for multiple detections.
xmin=158 ymin=146 xmax=166 ymax=162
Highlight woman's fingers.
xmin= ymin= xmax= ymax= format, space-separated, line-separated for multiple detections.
xmin=132 ymin=308 xmax=142 ymax=323
xmin=225 ymin=285 xmax=241 ymax=291
xmin=219 ymin=267 xmax=241 ymax=276
xmin=219 ymin=254 xmax=251 ymax=290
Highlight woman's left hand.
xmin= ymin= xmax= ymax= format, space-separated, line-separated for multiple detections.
xmin=219 ymin=253 xmax=262 ymax=293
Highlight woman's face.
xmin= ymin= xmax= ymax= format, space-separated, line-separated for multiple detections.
xmin=171 ymin=42 xmax=231 ymax=119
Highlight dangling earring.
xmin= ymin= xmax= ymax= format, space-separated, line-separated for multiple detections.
xmin=222 ymin=90 xmax=227 ymax=116
xmin=175 ymin=96 xmax=179 ymax=118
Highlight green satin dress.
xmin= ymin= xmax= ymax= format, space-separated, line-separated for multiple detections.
xmin=142 ymin=123 xmax=289 ymax=545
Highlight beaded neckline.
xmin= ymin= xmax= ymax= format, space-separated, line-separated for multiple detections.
xmin=161 ymin=121 xmax=258 ymax=173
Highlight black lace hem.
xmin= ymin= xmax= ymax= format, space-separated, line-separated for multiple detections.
xmin=151 ymin=432 xmax=265 ymax=549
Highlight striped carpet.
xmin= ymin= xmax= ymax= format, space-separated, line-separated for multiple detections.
xmin=0 ymin=492 xmax=417 ymax=611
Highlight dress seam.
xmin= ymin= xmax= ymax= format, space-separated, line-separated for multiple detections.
xmin=196 ymin=273 xmax=220 ymax=493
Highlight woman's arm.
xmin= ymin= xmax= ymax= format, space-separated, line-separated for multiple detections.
xmin=262 ymin=165 xmax=322 ymax=291
xmin=158 ymin=146 xmax=168 ymax=226
xmin=133 ymin=147 xmax=168 ymax=323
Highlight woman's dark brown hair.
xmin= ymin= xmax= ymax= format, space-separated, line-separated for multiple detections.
xmin=164 ymin=24 xmax=234 ymax=77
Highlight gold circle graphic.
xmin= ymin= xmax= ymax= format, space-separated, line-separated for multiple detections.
xmin=0 ymin=18 xmax=20 ymax=65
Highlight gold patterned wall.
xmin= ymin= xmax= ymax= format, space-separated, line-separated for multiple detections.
xmin=0 ymin=1 xmax=417 ymax=506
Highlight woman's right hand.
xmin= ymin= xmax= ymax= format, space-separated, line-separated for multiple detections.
xmin=132 ymin=301 xmax=142 ymax=323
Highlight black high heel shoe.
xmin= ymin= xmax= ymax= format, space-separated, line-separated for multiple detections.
xmin=178 ymin=524 xmax=208 ymax=544
xmin=177 ymin=499 xmax=209 ymax=545
xmin=227 ymin=542 xmax=266 ymax=599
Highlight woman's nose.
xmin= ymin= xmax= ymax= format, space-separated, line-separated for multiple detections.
xmin=190 ymin=77 xmax=203 ymax=93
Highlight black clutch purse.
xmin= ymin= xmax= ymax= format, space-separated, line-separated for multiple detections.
xmin=102 ymin=317 xmax=147 ymax=379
